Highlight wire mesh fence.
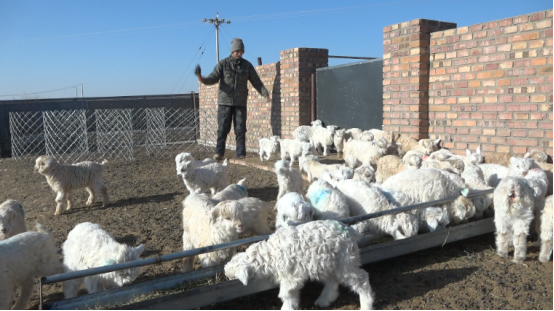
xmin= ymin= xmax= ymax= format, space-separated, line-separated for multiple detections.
xmin=9 ymin=106 xmax=217 ymax=163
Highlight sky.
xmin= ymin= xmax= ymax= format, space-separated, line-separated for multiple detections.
xmin=0 ymin=0 xmax=552 ymax=100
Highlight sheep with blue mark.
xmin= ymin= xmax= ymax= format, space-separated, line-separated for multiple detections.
xmin=305 ymin=179 xmax=350 ymax=220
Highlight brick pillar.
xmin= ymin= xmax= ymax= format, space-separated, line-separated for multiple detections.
xmin=383 ymin=19 xmax=457 ymax=139
xmin=280 ymin=48 xmax=328 ymax=139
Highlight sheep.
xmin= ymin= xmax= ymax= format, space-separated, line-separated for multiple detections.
xmin=0 ymin=223 xmax=63 ymax=310
xmin=344 ymin=128 xmax=362 ymax=141
xmin=393 ymin=135 xmax=440 ymax=156
xmin=275 ymin=192 xmax=314 ymax=229
xmin=461 ymin=164 xmax=494 ymax=219
xmin=0 ymin=199 xmax=27 ymax=240
xmin=312 ymin=126 xmax=336 ymax=156
xmin=280 ymin=139 xmax=317 ymax=168
xmin=421 ymin=157 xmax=465 ymax=175
xmin=275 ymin=160 xmax=304 ymax=201
xmin=375 ymin=154 xmax=421 ymax=184
xmin=336 ymin=179 xmax=419 ymax=241
xmin=175 ymin=152 xmax=215 ymax=177
xmin=370 ymin=130 xmax=399 ymax=143
xmin=493 ymin=176 xmax=535 ymax=263
xmin=353 ymin=165 xmax=375 ymax=184
xmin=343 ymin=137 xmax=388 ymax=169
xmin=182 ymin=195 xmax=244 ymax=272
xmin=63 ymin=222 xmax=145 ymax=298
xmin=524 ymin=149 xmax=549 ymax=163
xmin=224 ymin=220 xmax=375 ymax=310
xmin=484 ymin=152 xmax=522 ymax=167
xmin=478 ymin=163 xmax=510 ymax=188
xmin=539 ymin=195 xmax=553 ymax=263
xmin=359 ymin=130 xmax=375 ymax=142
xmin=382 ymin=168 xmax=476 ymax=225
xmin=428 ymin=145 xmax=483 ymax=167
xmin=299 ymin=155 xmax=342 ymax=183
xmin=34 ymin=155 xmax=109 ymax=215
xmin=319 ymin=166 xmax=355 ymax=188
xmin=305 ymin=179 xmax=350 ymax=220
xmin=333 ymin=129 xmax=346 ymax=156
xmin=538 ymin=162 xmax=553 ymax=196
xmin=258 ymin=136 xmax=281 ymax=161
xmin=236 ymin=197 xmax=273 ymax=236
xmin=293 ymin=119 xmax=323 ymax=143
xmin=179 ymin=157 xmax=228 ymax=196
xmin=211 ymin=178 xmax=248 ymax=202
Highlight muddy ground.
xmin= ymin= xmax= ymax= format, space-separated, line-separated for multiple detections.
xmin=0 ymin=150 xmax=552 ymax=310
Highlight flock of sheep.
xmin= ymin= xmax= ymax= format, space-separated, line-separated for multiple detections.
xmin=0 ymin=119 xmax=553 ymax=310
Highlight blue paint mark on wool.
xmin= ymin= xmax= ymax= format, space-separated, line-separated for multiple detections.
xmin=310 ymin=189 xmax=331 ymax=207
xmin=104 ymin=259 xmax=117 ymax=266
xmin=331 ymin=220 xmax=350 ymax=235
xmin=236 ymin=184 xmax=247 ymax=194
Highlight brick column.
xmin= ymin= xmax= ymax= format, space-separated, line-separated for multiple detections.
xmin=383 ymin=19 xmax=457 ymax=139
xmin=280 ymin=48 xmax=328 ymax=139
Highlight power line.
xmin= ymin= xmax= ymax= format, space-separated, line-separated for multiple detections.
xmin=0 ymin=84 xmax=82 ymax=98
xmin=177 ymin=32 xmax=214 ymax=94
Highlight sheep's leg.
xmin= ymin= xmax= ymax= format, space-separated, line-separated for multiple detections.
xmin=182 ymin=231 xmax=195 ymax=272
xmin=340 ymin=268 xmax=375 ymax=310
xmin=64 ymin=278 xmax=83 ymax=299
xmin=495 ymin=231 xmax=509 ymax=258
xmin=278 ymin=280 xmax=304 ymax=310
xmin=100 ymin=184 xmax=109 ymax=207
xmin=85 ymin=276 xmax=106 ymax=294
xmin=12 ymin=279 xmax=34 ymax=310
xmin=55 ymin=191 xmax=67 ymax=215
xmin=512 ymin=232 xmax=528 ymax=263
xmin=66 ymin=190 xmax=73 ymax=211
xmin=539 ymin=238 xmax=553 ymax=263
xmin=289 ymin=155 xmax=296 ymax=169
xmin=259 ymin=152 xmax=265 ymax=162
xmin=323 ymin=145 xmax=329 ymax=157
xmin=85 ymin=186 xmax=95 ymax=206
xmin=314 ymin=278 xmax=340 ymax=308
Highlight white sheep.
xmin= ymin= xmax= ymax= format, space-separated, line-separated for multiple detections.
xmin=493 ymin=176 xmax=535 ymax=263
xmin=179 ymin=157 xmax=228 ymax=196
xmin=224 ymin=220 xmax=375 ymax=310
xmin=258 ymin=136 xmax=281 ymax=161
xmin=312 ymin=126 xmax=336 ymax=156
xmin=478 ymin=163 xmax=510 ymax=188
xmin=344 ymin=128 xmax=362 ymax=141
xmin=539 ymin=195 xmax=553 ymax=263
xmin=461 ymin=164 xmax=494 ymax=219
xmin=279 ymin=139 xmax=317 ymax=168
xmin=293 ymin=120 xmax=323 ymax=143
xmin=375 ymin=154 xmax=421 ymax=184
xmin=182 ymin=195 xmax=244 ymax=272
xmin=343 ymin=137 xmax=388 ymax=169
xmin=275 ymin=192 xmax=315 ymax=229
xmin=236 ymin=197 xmax=273 ymax=236
xmin=333 ymin=129 xmax=346 ymax=156
xmin=34 ymin=156 xmax=109 ymax=215
xmin=212 ymin=178 xmax=248 ymax=202
xmin=299 ymin=155 xmax=342 ymax=183
xmin=428 ymin=146 xmax=483 ymax=167
xmin=353 ymin=165 xmax=375 ymax=184
xmin=0 ymin=223 xmax=64 ymax=310
xmin=175 ymin=152 xmax=215 ymax=178
xmin=275 ymin=160 xmax=304 ymax=201
xmin=0 ymin=199 xmax=27 ymax=240
xmin=63 ymin=222 xmax=145 ymax=298
xmin=306 ymin=179 xmax=350 ymax=220
xmin=359 ymin=130 xmax=375 ymax=142
xmin=397 ymin=135 xmax=441 ymax=155
xmin=421 ymin=156 xmax=465 ymax=175
xmin=336 ymin=179 xmax=419 ymax=241
xmin=319 ymin=166 xmax=355 ymax=188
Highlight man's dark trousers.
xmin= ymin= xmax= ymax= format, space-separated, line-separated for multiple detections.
xmin=215 ymin=105 xmax=247 ymax=157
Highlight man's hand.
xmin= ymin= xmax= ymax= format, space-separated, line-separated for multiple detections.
xmin=194 ymin=64 xmax=205 ymax=83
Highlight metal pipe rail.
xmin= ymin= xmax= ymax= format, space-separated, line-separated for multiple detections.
xmin=39 ymin=188 xmax=494 ymax=308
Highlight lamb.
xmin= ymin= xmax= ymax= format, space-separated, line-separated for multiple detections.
xmin=524 ymin=149 xmax=549 ymax=163
xmin=258 ymin=136 xmax=281 ymax=161
xmin=336 ymin=179 xmax=419 ymax=241
xmin=396 ymin=135 xmax=441 ymax=155
xmin=175 ymin=152 xmax=215 ymax=177
xmin=299 ymin=155 xmax=342 ymax=183
xmin=359 ymin=130 xmax=375 ymax=142
xmin=275 ymin=192 xmax=314 ymax=229
xmin=344 ymin=128 xmax=362 ymax=140
xmin=182 ymin=195 xmax=244 ymax=272
xmin=179 ymin=157 xmax=228 ymax=196
xmin=63 ymin=222 xmax=145 ymax=298
xmin=493 ymin=177 xmax=535 ymax=263
xmin=34 ymin=155 xmax=109 ymax=215
xmin=353 ymin=165 xmax=375 ymax=184
xmin=333 ymin=129 xmax=346 ymax=156
xmin=305 ymin=179 xmax=350 ymax=220
xmin=343 ymin=137 xmax=388 ymax=169
xmin=0 ymin=199 xmax=27 ymax=240
xmin=478 ymin=163 xmax=510 ymax=187
xmin=312 ymin=126 xmax=336 ymax=156
xmin=461 ymin=164 xmax=494 ymax=219
xmin=319 ymin=166 xmax=355 ymax=188
xmin=211 ymin=178 xmax=248 ymax=202
xmin=280 ymin=139 xmax=316 ymax=168
xmin=224 ymin=220 xmax=375 ymax=310
xmin=428 ymin=145 xmax=483 ymax=167
xmin=293 ymin=119 xmax=323 ymax=143
xmin=421 ymin=157 xmax=465 ymax=175
xmin=275 ymin=160 xmax=304 ymax=201
xmin=375 ymin=154 xmax=421 ymax=184
xmin=539 ymin=195 xmax=553 ymax=263
xmin=0 ymin=223 xmax=64 ymax=310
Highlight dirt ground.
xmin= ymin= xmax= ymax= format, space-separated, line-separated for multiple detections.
xmin=0 ymin=150 xmax=552 ymax=310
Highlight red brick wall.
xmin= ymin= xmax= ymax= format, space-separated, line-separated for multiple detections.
xmin=428 ymin=10 xmax=553 ymax=156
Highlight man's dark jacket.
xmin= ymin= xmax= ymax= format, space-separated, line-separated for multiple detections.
xmin=202 ymin=55 xmax=269 ymax=106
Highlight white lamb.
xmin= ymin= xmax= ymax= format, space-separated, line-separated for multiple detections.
xmin=493 ymin=176 xmax=535 ymax=263
xmin=305 ymin=179 xmax=350 ymax=220
xmin=224 ymin=220 xmax=375 ymax=310
xmin=275 ymin=160 xmax=304 ymax=201
xmin=336 ymin=179 xmax=419 ymax=241
xmin=479 ymin=163 xmax=510 ymax=187
xmin=375 ymin=154 xmax=421 ymax=184
xmin=293 ymin=119 xmax=323 ymax=143
xmin=353 ymin=165 xmax=375 ymax=184
xmin=275 ymin=192 xmax=315 ymax=229
xmin=182 ymin=195 xmax=244 ymax=272
xmin=343 ymin=137 xmax=388 ymax=169
xmin=299 ymin=155 xmax=342 ymax=183
xmin=539 ymin=195 xmax=553 ymax=263
xmin=0 ymin=199 xmax=27 ymax=240
xmin=63 ymin=222 xmax=145 ymax=298
xmin=211 ymin=178 xmax=248 ymax=202
xmin=179 ymin=157 xmax=228 ymax=196
xmin=34 ymin=155 xmax=109 ymax=215
xmin=0 ymin=223 xmax=64 ymax=310
xmin=312 ymin=126 xmax=336 ymax=156
xmin=258 ymin=136 xmax=281 ymax=161
xmin=175 ymin=152 xmax=215 ymax=177
xmin=333 ymin=129 xmax=346 ymax=156
xmin=280 ymin=139 xmax=316 ymax=168
xmin=319 ymin=166 xmax=355 ymax=188
xmin=461 ymin=164 xmax=494 ymax=219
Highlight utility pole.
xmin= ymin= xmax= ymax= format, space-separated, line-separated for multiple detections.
xmin=203 ymin=12 xmax=231 ymax=62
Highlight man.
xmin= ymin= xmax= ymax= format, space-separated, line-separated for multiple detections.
xmin=195 ymin=38 xmax=270 ymax=160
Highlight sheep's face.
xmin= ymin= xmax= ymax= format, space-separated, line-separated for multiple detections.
xmin=360 ymin=131 xmax=374 ymax=142
xmin=311 ymin=120 xmax=323 ymax=128
xmin=374 ymin=137 xmax=388 ymax=154
xmin=418 ymin=139 xmax=441 ymax=155
xmin=354 ymin=165 xmax=375 ymax=183
xmin=450 ymin=195 xmax=475 ymax=224
xmin=274 ymin=160 xmax=291 ymax=175
xmin=111 ymin=244 xmax=145 ymax=287
xmin=509 ymin=157 xmax=535 ymax=177
xmin=396 ymin=213 xmax=419 ymax=238
xmin=224 ymin=253 xmax=253 ymax=285
xmin=212 ymin=201 xmax=244 ymax=235
xmin=424 ymin=207 xmax=448 ymax=232
xmin=276 ymin=202 xmax=314 ymax=229
xmin=34 ymin=156 xmax=58 ymax=175
xmin=524 ymin=150 xmax=548 ymax=164
xmin=446 ymin=159 xmax=465 ymax=175
xmin=180 ymin=160 xmax=197 ymax=180
xmin=405 ymin=154 xmax=422 ymax=169
xmin=0 ymin=208 xmax=16 ymax=240
xmin=465 ymin=146 xmax=483 ymax=165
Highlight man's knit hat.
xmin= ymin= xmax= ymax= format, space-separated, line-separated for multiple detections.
xmin=231 ymin=38 xmax=245 ymax=53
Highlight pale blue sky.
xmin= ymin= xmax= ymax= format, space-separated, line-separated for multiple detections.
xmin=0 ymin=0 xmax=551 ymax=99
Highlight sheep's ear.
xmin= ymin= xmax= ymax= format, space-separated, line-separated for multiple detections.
xmin=210 ymin=207 xmax=221 ymax=222
xmin=434 ymin=139 xmax=441 ymax=147
xmin=235 ymin=265 xmax=252 ymax=286
xmin=465 ymin=149 xmax=471 ymax=156
xmin=133 ymin=244 xmax=145 ymax=258
xmin=476 ymin=145 xmax=481 ymax=154
xmin=524 ymin=152 xmax=531 ymax=158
